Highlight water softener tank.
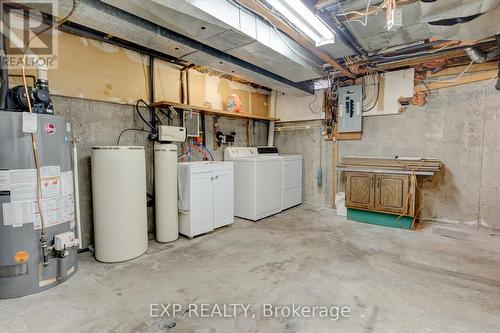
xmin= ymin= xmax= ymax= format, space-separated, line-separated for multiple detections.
xmin=91 ymin=146 xmax=148 ymax=262
xmin=0 ymin=112 xmax=78 ymax=299
xmin=154 ymin=143 xmax=179 ymax=242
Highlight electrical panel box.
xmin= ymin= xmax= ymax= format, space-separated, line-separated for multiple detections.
xmin=338 ymin=85 xmax=363 ymax=133
xmin=183 ymin=112 xmax=200 ymax=137
xmin=158 ymin=125 xmax=186 ymax=142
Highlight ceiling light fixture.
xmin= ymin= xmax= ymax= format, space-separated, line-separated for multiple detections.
xmin=266 ymin=0 xmax=335 ymax=46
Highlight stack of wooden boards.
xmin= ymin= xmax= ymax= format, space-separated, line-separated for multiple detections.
xmin=340 ymin=156 xmax=443 ymax=175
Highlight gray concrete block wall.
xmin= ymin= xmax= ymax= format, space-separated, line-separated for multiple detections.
xmin=51 ymin=95 xmax=268 ymax=248
xmin=275 ymin=80 xmax=500 ymax=229
xmin=52 ymin=96 xmax=139 ymax=248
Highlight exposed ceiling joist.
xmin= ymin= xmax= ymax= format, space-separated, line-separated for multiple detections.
xmin=425 ymin=61 xmax=498 ymax=78
xmin=354 ymin=49 xmax=469 ymax=73
xmin=416 ymin=68 xmax=497 ymax=92
xmin=237 ymin=0 xmax=356 ymax=78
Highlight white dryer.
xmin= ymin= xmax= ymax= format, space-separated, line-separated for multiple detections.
xmin=224 ymin=147 xmax=282 ymax=221
xmin=258 ymin=147 xmax=303 ymax=210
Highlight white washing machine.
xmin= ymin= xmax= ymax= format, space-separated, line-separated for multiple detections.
xmin=224 ymin=147 xmax=282 ymax=221
xmin=258 ymin=147 xmax=303 ymax=211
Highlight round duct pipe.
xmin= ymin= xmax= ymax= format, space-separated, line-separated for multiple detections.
xmin=465 ymin=47 xmax=486 ymax=63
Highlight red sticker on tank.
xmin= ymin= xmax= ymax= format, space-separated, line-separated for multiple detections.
xmin=44 ymin=123 xmax=56 ymax=135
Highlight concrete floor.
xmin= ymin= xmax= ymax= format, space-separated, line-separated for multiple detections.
xmin=1 ymin=205 xmax=500 ymax=332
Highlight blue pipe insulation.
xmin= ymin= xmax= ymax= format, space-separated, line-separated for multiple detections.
xmin=193 ymin=143 xmax=214 ymax=161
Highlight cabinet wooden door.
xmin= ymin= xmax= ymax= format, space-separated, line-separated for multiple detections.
xmin=345 ymin=172 xmax=375 ymax=209
xmin=375 ymin=174 xmax=410 ymax=215
xmin=213 ymin=168 xmax=234 ymax=228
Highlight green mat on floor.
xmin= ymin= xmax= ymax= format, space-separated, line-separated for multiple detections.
xmin=347 ymin=208 xmax=413 ymax=230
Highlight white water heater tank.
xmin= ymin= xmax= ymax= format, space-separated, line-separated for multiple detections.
xmin=154 ymin=143 xmax=179 ymax=242
xmin=91 ymin=146 xmax=148 ymax=262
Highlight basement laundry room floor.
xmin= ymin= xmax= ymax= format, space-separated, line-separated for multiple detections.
xmin=2 ymin=205 xmax=500 ymax=333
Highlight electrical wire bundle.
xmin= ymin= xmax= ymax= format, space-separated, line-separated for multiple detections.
xmin=324 ymin=73 xmax=355 ymax=123
xmin=362 ymin=72 xmax=380 ymax=112
xmin=117 ymin=99 xmax=177 ymax=145
xmin=190 ymin=143 xmax=214 ymax=161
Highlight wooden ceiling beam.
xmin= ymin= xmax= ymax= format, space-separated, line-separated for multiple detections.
xmin=348 ymin=49 xmax=468 ymax=74
xmin=415 ymin=69 xmax=497 ymax=92
xmin=424 ymin=61 xmax=498 ymax=78
xmin=237 ymin=0 xmax=356 ymax=79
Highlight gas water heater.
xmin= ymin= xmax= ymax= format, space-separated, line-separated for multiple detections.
xmin=0 ymin=112 xmax=79 ymax=299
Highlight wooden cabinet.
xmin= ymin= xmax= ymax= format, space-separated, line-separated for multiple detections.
xmin=375 ymin=174 xmax=409 ymax=214
xmin=345 ymin=172 xmax=375 ymax=210
xmin=344 ymin=171 xmax=416 ymax=217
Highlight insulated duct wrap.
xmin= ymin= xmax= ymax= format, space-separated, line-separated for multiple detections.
xmin=421 ymin=0 xmax=500 ymax=40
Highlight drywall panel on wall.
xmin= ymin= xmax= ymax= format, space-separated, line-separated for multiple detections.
xmin=275 ymin=90 xmax=325 ymax=122
xmin=8 ymin=32 xmax=182 ymax=105
xmin=50 ymin=33 xmax=150 ymax=104
xmin=187 ymin=69 xmax=270 ymax=117
xmin=154 ymin=60 xmax=182 ymax=103
xmin=363 ymin=68 xmax=414 ymax=117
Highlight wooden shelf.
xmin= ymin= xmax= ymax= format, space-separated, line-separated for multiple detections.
xmin=151 ymin=100 xmax=279 ymax=121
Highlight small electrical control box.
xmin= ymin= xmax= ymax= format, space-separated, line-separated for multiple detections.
xmin=338 ymin=85 xmax=363 ymax=133
xmin=54 ymin=231 xmax=79 ymax=251
xmin=158 ymin=125 xmax=187 ymax=142
xmin=183 ymin=112 xmax=200 ymax=137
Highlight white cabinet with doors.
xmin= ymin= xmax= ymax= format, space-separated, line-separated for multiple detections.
xmin=178 ymin=161 xmax=234 ymax=238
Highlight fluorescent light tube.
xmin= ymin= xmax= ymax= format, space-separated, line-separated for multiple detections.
xmin=266 ymin=0 xmax=335 ymax=46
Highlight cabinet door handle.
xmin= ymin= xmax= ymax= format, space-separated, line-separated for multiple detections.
xmin=210 ymin=177 xmax=214 ymax=181
xmin=215 ymin=175 xmax=219 ymax=180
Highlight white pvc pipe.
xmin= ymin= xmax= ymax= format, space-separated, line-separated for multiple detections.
xmin=7 ymin=30 xmax=48 ymax=81
xmin=267 ymin=91 xmax=278 ymax=147
xmin=72 ymin=140 xmax=83 ymax=249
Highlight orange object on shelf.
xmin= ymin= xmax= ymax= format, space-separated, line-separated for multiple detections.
xmin=226 ymin=94 xmax=242 ymax=113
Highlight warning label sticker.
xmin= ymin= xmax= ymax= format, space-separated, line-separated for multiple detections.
xmin=1 ymin=166 xmax=75 ymax=229
xmin=40 ymin=166 xmax=61 ymax=199
xmin=0 ymin=170 xmax=10 ymax=191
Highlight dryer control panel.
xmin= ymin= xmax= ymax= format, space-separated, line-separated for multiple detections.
xmin=257 ymin=146 xmax=279 ymax=155
xmin=224 ymin=147 xmax=259 ymax=160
